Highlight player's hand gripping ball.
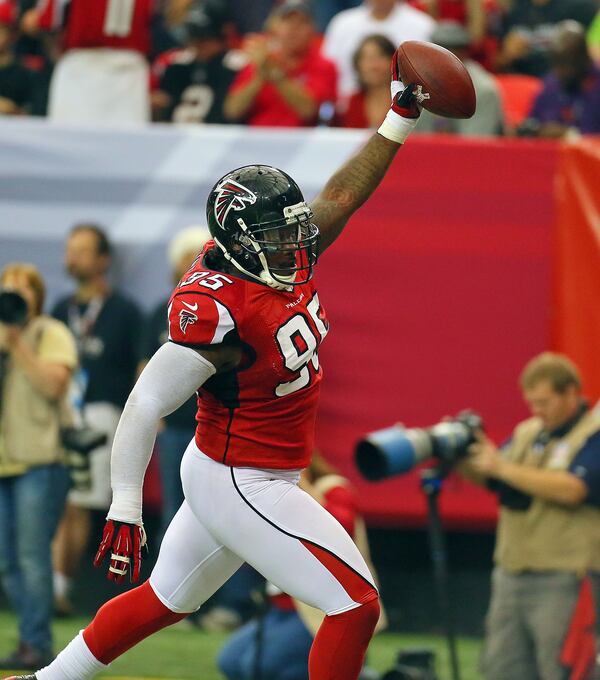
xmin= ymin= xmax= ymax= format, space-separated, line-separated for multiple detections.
xmin=395 ymin=40 xmax=476 ymax=118
xmin=94 ymin=519 xmax=147 ymax=583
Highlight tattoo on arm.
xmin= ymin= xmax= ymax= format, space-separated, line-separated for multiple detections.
xmin=310 ymin=133 xmax=401 ymax=254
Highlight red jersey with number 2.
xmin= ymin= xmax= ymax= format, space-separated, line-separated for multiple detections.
xmin=167 ymin=246 xmax=329 ymax=470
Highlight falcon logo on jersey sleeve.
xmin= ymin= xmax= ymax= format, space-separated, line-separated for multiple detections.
xmin=214 ymin=179 xmax=257 ymax=229
xmin=168 ymin=293 xmax=237 ymax=346
xmin=179 ymin=308 xmax=198 ymax=334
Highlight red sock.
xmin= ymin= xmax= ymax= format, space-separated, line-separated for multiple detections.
xmin=308 ymin=596 xmax=380 ymax=680
xmin=83 ymin=581 xmax=187 ymax=664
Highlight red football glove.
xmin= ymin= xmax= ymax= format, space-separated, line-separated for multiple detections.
xmin=378 ymin=50 xmax=424 ymax=144
xmin=390 ymin=48 xmax=426 ymax=119
xmin=93 ymin=519 xmax=147 ymax=583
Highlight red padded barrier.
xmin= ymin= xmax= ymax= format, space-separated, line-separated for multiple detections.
xmin=315 ymin=135 xmax=559 ymax=529
xmin=553 ymin=139 xmax=600 ymax=408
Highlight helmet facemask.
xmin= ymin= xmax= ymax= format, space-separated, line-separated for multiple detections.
xmin=216 ymin=201 xmax=319 ymax=291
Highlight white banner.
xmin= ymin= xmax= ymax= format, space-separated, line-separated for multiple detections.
xmin=0 ymin=118 xmax=367 ymax=309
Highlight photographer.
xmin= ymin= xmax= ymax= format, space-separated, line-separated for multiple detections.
xmin=464 ymin=352 xmax=600 ymax=680
xmin=0 ymin=263 xmax=77 ymax=669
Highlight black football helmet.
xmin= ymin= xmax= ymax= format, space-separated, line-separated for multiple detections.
xmin=206 ymin=165 xmax=319 ymax=290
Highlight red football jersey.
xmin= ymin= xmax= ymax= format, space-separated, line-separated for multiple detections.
xmin=167 ymin=246 xmax=329 ymax=470
xmin=37 ymin=0 xmax=152 ymax=54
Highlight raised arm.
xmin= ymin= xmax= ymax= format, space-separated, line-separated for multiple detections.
xmin=311 ymin=51 xmax=422 ymax=254
xmin=311 ymin=134 xmax=402 ymax=254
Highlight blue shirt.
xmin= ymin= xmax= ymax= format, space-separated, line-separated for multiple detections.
xmin=495 ymin=407 xmax=600 ymax=509
xmin=530 ymin=67 xmax=600 ymax=134
xmin=568 ymin=430 xmax=600 ymax=507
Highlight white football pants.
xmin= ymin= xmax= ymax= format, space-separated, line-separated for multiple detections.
xmin=150 ymin=441 xmax=377 ymax=615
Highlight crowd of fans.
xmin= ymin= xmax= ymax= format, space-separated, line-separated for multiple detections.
xmin=0 ymin=0 xmax=599 ymax=137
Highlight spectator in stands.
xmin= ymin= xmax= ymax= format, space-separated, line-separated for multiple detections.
xmin=153 ymin=0 xmax=233 ymax=61
xmin=337 ymin=34 xmax=395 ymax=128
xmin=410 ymin=0 xmax=486 ymax=45
xmin=0 ymin=2 xmax=35 ymax=115
xmin=21 ymin=0 xmax=154 ymax=124
xmin=143 ymin=226 xmax=210 ymax=536
xmin=152 ymin=3 xmax=241 ymax=123
xmin=223 ymin=0 xmax=337 ymax=127
xmin=323 ymin=0 xmax=436 ymax=102
xmin=0 ymin=263 xmax=77 ymax=670
xmin=461 ymin=352 xmax=600 ymax=680
xmin=51 ymin=224 xmax=143 ymax=616
xmin=522 ymin=20 xmax=600 ymax=138
xmin=415 ymin=21 xmax=504 ymax=136
xmin=495 ymin=0 xmax=597 ymax=77
xmin=218 ymin=454 xmax=386 ymax=680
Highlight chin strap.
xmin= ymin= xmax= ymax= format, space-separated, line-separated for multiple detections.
xmin=259 ymin=270 xmax=295 ymax=292
xmin=214 ymin=235 xmax=295 ymax=291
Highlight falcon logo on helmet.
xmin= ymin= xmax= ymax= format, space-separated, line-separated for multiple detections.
xmin=213 ymin=179 xmax=257 ymax=230
xmin=206 ymin=165 xmax=320 ymax=291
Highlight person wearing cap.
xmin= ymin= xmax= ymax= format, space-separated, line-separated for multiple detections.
xmin=152 ymin=3 xmax=242 ymax=124
xmin=415 ymin=20 xmax=504 ymax=136
xmin=0 ymin=3 xmax=36 ymax=115
xmin=223 ymin=1 xmax=337 ymax=127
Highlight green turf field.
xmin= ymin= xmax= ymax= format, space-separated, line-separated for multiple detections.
xmin=0 ymin=611 xmax=483 ymax=679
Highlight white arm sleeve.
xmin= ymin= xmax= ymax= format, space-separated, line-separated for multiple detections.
xmin=107 ymin=342 xmax=216 ymax=524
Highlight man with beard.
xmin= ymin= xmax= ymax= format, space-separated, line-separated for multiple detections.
xmin=51 ymin=224 xmax=143 ymax=616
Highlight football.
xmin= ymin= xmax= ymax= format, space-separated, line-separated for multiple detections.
xmin=395 ymin=40 xmax=476 ymax=119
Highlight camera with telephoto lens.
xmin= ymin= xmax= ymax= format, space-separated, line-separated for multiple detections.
xmin=0 ymin=289 xmax=29 ymax=326
xmin=355 ymin=410 xmax=483 ymax=481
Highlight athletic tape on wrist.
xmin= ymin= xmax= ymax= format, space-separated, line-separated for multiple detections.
xmin=378 ymin=109 xmax=418 ymax=144
xmin=108 ymin=487 xmax=143 ymax=525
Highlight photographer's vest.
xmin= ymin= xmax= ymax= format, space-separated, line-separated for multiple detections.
xmin=495 ymin=410 xmax=600 ymax=574
xmin=0 ymin=316 xmax=75 ymax=475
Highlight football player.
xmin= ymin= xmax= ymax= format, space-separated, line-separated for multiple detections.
xmin=5 ymin=54 xmax=421 ymax=680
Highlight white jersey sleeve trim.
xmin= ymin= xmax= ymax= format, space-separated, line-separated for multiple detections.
xmin=211 ymin=299 xmax=236 ymax=344
xmin=108 ymin=342 xmax=216 ymax=524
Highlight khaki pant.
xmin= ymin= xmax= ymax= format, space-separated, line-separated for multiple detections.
xmin=482 ymin=567 xmax=581 ymax=680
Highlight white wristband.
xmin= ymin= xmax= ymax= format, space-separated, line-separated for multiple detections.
xmin=108 ymin=486 xmax=144 ymax=525
xmin=378 ymin=109 xmax=419 ymax=144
